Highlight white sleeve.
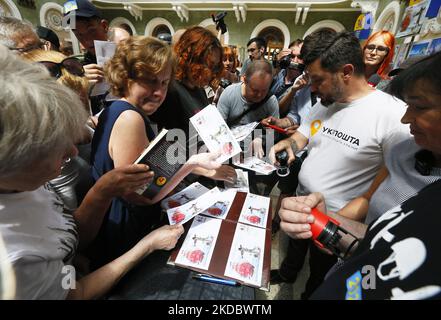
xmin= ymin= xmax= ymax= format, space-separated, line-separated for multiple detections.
xmin=297 ymin=109 xmax=313 ymax=140
xmin=382 ymin=123 xmax=412 ymax=159
xmin=12 ymin=256 xmax=70 ymax=300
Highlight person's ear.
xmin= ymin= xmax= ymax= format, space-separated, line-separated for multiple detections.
xmin=342 ymin=64 xmax=354 ymax=80
xmin=101 ymin=19 xmax=109 ymax=33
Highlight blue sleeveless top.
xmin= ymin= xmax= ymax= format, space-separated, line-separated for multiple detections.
xmin=89 ymin=100 xmax=160 ymax=268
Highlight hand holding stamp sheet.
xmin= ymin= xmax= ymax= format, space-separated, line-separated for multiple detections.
xmin=190 ymin=104 xmax=241 ymax=163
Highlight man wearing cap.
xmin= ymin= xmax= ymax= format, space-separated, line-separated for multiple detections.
xmin=63 ymin=0 xmax=110 ymax=114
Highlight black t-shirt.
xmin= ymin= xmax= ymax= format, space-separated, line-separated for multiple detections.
xmin=311 ymin=179 xmax=441 ymax=300
xmin=150 ymin=80 xmax=208 ymax=132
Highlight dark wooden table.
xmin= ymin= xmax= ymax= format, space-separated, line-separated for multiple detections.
xmin=107 ymin=250 xmax=255 ymax=300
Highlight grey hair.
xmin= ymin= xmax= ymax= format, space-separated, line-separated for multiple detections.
xmin=0 ymin=45 xmax=88 ymax=178
xmin=0 ymin=16 xmax=35 ymax=48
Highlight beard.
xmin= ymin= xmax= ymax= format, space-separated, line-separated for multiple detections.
xmin=319 ymin=77 xmax=344 ymax=106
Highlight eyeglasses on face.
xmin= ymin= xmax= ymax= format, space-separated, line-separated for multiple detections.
xmin=38 ymin=57 xmax=85 ymax=79
xmin=8 ymin=42 xmax=43 ymax=54
xmin=365 ymin=44 xmax=389 ymax=53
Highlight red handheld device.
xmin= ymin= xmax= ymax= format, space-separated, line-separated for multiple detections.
xmin=309 ymin=208 xmax=359 ymax=259
xmin=262 ymin=123 xmax=287 ymax=134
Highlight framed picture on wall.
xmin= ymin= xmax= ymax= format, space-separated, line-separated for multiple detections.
xmin=393 ymin=42 xmax=411 ymax=68
xmin=396 ymin=0 xmax=431 ymax=38
xmin=427 ymin=37 xmax=441 ymax=55
xmin=408 ymin=41 xmax=431 ymax=58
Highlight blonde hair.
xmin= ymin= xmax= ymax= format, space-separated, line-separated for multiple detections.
xmin=0 ymin=45 xmax=88 ymax=178
xmin=22 ymin=49 xmax=90 ymax=109
xmin=105 ymin=36 xmax=174 ymax=97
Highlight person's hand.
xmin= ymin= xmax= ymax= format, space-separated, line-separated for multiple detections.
xmin=277 ymin=48 xmax=292 ymax=61
xmin=269 ymin=139 xmax=296 ymax=166
xmin=83 ymin=64 xmax=104 ymax=85
xmin=249 ymin=137 xmax=264 ymax=159
xmin=187 ymin=152 xmax=222 ymax=170
xmin=285 ymin=124 xmax=299 ymax=136
xmin=95 ymin=164 xmax=154 ymax=199
xmin=292 ymin=73 xmax=309 ymax=91
xmin=261 ymin=116 xmax=283 ymax=128
xmin=279 ymin=193 xmax=327 ymax=240
xmin=207 ymin=165 xmax=237 ymax=183
xmin=142 ymin=224 xmax=185 ymax=251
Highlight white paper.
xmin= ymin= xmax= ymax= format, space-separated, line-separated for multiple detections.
xmin=224 ymin=223 xmax=266 ymax=287
xmin=167 ymin=187 xmax=221 ymax=225
xmin=161 ymin=182 xmax=209 ymax=210
xmin=190 ymin=104 xmax=242 ymax=163
xmin=175 ymin=215 xmax=222 ymax=270
xmin=231 ymin=122 xmax=259 ymax=142
xmin=90 ymin=40 xmax=117 ymax=96
xmin=233 ymin=156 xmax=276 ymax=175
xmin=224 ymin=169 xmax=249 ymax=192
xmin=238 ymin=193 xmax=270 ymax=229
xmin=200 ymin=189 xmax=237 ymax=220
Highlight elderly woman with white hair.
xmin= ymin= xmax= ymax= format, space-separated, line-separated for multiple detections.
xmin=0 ymin=45 xmax=184 ymax=299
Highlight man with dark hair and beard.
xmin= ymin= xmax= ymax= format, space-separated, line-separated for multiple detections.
xmin=268 ymin=30 xmax=410 ymax=299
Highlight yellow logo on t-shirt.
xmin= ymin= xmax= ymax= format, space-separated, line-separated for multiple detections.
xmin=156 ymin=176 xmax=167 ymax=186
xmin=311 ymin=120 xmax=322 ymax=136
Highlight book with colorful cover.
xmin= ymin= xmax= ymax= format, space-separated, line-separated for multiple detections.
xmin=134 ymin=129 xmax=185 ymax=198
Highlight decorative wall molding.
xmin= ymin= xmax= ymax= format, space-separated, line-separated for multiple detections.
xmin=295 ymin=4 xmax=311 ymax=25
xmin=250 ymin=19 xmax=290 ymax=48
xmin=39 ymin=2 xmax=64 ymax=31
xmin=232 ymin=2 xmax=247 ymax=23
xmin=0 ymin=0 xmax=22 ymax=19
xmin=109 ymin=17 xmax=137 ymax=35
xmin=124 ymin=3 xmax=142 ymax=21
xmin=303 ymin=19 xmax=346 ymax=38
xmin=145 ymin=17 xmax=174 ymax=36
xmin=372 ymin=1 xmax=401 ymax=34
xmin=351 ymin=0 xmax=379 ymax=17
xmin=172 ymin=3 xmax=189 ymax=22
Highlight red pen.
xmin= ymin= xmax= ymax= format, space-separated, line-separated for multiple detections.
xmin=263 ymin=123 xmax=287 ymax=134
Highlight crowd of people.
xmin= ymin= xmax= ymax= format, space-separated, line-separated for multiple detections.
xmin=0 ymin=0 xmax=440 ymax=300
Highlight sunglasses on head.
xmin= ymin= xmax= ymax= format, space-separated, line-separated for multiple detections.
xmin=38 ymin=57 xmax=84 ymax=79
xmin=365 ymin=44 xmax=389 ymax=53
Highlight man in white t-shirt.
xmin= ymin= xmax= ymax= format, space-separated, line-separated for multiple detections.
xmin=269 ymin=30 xmax=409 ymax=298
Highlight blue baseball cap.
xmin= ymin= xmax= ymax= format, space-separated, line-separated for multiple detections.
xmin=63 ymin=0 xmax=102 ymax=18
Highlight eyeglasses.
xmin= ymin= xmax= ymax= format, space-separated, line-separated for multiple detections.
xmin=38 ymin=57 xmax=85 ymax=79
xmin=8 ymin=42 xmax=43 ymax=54
xmin=365 ymin=44 xmax=389 ymax=54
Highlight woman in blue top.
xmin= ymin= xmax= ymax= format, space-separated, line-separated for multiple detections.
xmin=90 ymin=36 xmax=222 ymax=268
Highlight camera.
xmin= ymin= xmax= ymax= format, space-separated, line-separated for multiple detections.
xmin=212 ymin=12 xmax=228 ymax=34
xmin=219 ymin=78 xmax=232 ymax=89
xmin=276 ymin=54 xmax=305 ymax=72
xmin=275 ymin=150 xmax=290 ymax=177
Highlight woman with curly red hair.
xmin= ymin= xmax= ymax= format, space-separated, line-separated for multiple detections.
xmin=362 ymin=30 xmax=395 ymax=83
xmin=150 ymin=26 xmax=224 ymax=131
xmin=150 ymin=26 xmax=237 ymax=184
